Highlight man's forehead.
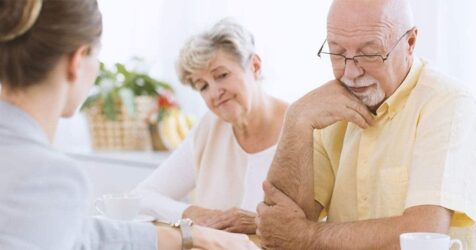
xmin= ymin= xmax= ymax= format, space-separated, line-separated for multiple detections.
xmin=327 ymin=37 xmax=384 ymax=50
xmin=327 ymin=26 xmax=390 ymax=44
xmin=326 ymin=17 xmax=395 ymax=49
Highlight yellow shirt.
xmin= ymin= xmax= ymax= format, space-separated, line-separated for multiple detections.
xmin=313 ymin=58 xmax=476 ymax=248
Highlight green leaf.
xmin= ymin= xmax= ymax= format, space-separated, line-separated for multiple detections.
xmin=80 ymin=93 xmax=100 ymax=111
xmin=119 ymin=88 xmax=136 ymax=116
xmin=103 ymin=92 xmax=118 ymax=120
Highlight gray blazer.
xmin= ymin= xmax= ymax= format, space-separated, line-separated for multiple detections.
xmin=0 ymin=101 xmax=157 ymax=250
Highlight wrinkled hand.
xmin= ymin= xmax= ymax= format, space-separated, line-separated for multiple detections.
xmin=205 ymin=208 xmax=257 ymax=234
xmin=193 ymin=225 xmax=260 ymax=250
xmin=182 ymin=205 xmax=225 ymax=226
xmin=257 ymin=181 xmax=310 ymax=250
xmin=184 ymin=206 xmax=257 ymax=234
xmin=289 ymin=80 xmax=374 ymax=129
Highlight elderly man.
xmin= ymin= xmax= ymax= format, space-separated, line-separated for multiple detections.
xmin=257 ymin=0 xmax=476 ymax=249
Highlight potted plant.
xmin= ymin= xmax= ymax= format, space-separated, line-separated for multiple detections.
xmin=81 ymin=61 xmax=174 ymax=150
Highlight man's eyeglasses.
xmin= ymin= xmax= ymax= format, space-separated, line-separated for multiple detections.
xmin=317 ymin=29 xmax=413 ymax=70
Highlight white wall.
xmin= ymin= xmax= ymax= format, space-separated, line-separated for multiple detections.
xmin=411 ymin=0 xmax=476 ymax=93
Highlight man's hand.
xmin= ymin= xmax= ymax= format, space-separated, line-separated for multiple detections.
xmin=205 ymin=208 xmax=257 ymax=234
xmin=257 ymin=181 xmax=311 ymax=250
xmin=289 ymin=80 xmax=374 ymax=130
xmin=265 ymin=80 xmax=372 ymax=220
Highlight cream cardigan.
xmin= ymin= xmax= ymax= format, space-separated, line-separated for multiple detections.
xmin=134 ymin=112 xmax=276 ymax=222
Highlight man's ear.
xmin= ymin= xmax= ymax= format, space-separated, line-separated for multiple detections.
xmin=407 ymin=27 xmax=418 ymax=55
xmin=67 ymin=45 xmax=90 ymax=82
xmin=250 ymin=54 xmax=262 ymax=80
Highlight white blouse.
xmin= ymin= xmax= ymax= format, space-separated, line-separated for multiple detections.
xmin=133 ymin=112 xmax=276 ymax=222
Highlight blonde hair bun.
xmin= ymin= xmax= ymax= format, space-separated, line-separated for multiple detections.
xmin=0 ymin=0 xmax=42 ymax=42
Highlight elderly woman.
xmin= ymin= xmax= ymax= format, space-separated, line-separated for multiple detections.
xmin=133 ymin=19 xmax=288 ymax=234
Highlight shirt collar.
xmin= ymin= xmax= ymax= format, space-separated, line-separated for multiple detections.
xmin=374 ymin=57 xmax=425 ymax=120
xmin=0 ymin=100 xmax=49 ymax=145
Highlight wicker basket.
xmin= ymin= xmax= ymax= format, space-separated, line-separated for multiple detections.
xmin=84 ymin=96 xmax=155 ymax=150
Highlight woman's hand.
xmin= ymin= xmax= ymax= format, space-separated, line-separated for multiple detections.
xmin=182 ymin=205 xmax=225 ymax=225
xmin=205 ymin=208 xmax=257 ymax=234
xmin=193 ymin=225 xmax=260 ymax=250
xmin=183 ymin=206 xmax=257 ymax=234
xmin=156 ymin=225 xmax=259 ymax=250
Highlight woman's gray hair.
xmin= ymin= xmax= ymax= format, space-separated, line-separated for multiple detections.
xmin=176 ymin=18 xmax=256 ymax=86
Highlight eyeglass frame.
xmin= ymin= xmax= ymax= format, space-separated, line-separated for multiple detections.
xmin=317 ymin=28 xmax=414 ymax=68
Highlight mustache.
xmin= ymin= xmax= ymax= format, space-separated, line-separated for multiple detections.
xmin=340 ymin=77 xmax=378 ymax=88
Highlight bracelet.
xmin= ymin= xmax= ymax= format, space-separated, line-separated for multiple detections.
xmin=171 ymin=218 xmax=194 ymax=249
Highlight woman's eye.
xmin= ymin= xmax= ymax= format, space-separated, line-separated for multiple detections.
xmin=216 ymin=72 xmax=228 ymax=80
xmin=199 ymin=84 xmax=208 ymax=92
xmin=193 ymin=81 xmax=207 ymax=92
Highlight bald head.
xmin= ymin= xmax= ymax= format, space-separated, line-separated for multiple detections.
xmin=328 ymin=0 xmax=414 ymax=35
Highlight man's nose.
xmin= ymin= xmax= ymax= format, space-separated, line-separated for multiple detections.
xmin=343 ymin=59 xmax=364 ymax=81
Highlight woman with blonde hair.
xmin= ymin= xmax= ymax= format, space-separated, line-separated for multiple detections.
xmin=0 ymin=1 xmax=258 ymax=249
xmin=134 ymin=19 xmax=288 ymax=234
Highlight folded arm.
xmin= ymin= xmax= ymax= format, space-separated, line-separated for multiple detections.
xmin=257 ymin=182 xmax=452 ymax=250
xmin=265 ymin=80 xmax=374 ymax=220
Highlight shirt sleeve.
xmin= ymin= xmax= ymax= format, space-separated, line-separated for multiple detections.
xmin=405 ymin=93 xmax=476 ymax=226
xmin=133 ymin=127 xmax=197 ymax=222
xmin=76 ymin=217 xmax=157 ymax=250
xmin=0 ymin=157 xmax=157 ymax=250
xmin=313 ymin=128 xmax=336 ymax=210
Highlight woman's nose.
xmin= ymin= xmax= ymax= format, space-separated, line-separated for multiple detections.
xmin=211 ymin=87 xmax=225 ymax=99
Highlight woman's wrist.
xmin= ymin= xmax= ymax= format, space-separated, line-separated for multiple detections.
xmin=190 ymin=225 xmax=207 ymax=248
xmin=156 ymin=226 xmax=181 ymax=250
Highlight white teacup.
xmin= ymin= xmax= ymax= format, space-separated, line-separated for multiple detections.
xmin=95 ymin=193 xmax=141 ymax=221
xmin=400 ymin=232 xmax=463 ymax=250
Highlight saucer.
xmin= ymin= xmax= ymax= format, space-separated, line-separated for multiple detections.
xmin=94 ymin=214 xmax=155 ymax=223
xmin=131 ymin=215 xmax=155 ymax=223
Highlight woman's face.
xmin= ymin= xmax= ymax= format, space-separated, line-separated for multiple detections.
xmin=191 ymin=50 xmax=261 ymax=124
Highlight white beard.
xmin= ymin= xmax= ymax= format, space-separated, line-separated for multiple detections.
xmin=340 ymin=76 xmax=385 ymax=107
xmin=353 ymin=84 xmax=385 ymax=107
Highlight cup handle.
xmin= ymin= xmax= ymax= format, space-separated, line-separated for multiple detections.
xmin=450 ymin=239 xmax=464 ymax=250
xmin=95 ymin=198 xmax=105 ymax=215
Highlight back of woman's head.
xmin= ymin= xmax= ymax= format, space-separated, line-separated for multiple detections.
xmin=0 ymin=0 xmax=102 ymax=89
xmin=177 ymin=18 xmax=256 ymax=86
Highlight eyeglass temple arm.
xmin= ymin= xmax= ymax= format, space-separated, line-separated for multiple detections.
xmin=383 ymin=29 xmax=413 ymax=61
xmin=317 ymin=39 xmax=327 ymax=57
